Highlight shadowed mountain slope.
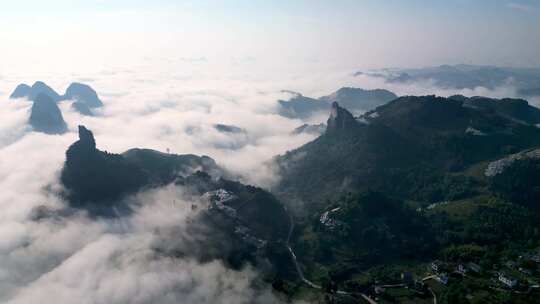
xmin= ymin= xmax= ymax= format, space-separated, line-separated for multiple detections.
xmin=275 ymin=96 xmax=540 ymax=214
xmin=29 ymin=93 xmax=67 ymax=134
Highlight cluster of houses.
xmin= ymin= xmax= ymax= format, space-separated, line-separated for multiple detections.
xmin=498 ymin=273 xmax=518 ymax=288
xmin=319 ymin=207 xmax=345 ymax=231
xmin=205 ymin=189 xmax=237 ymax=218
xmin=430 ymin=261 xmax=449 ymax=285
xmin=427 ymin=251 xmax=540 ymax=290
xmin=374 ymin=252 xmax=540 ymax=301
xmin=429 ymin=259 xmax=521 ymax=288
xmin=429 ymin=260 xmax=480 ymax=285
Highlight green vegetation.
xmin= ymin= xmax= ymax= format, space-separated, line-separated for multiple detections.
xmin=491 ymin=157 xmax=540 ymax=209
xmin=276 ymin=97 xmax=540 ymax=303
xmin=276 ymin=96 xmax=540 ymax=217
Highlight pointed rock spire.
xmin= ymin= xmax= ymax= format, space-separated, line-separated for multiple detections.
xmin=30 ymin=81 xmax=62 ymax=102
xmin=326 ymin=102 xmax=359 ymax=134
xmin=78 ymin=125 xmax=96 ymax=150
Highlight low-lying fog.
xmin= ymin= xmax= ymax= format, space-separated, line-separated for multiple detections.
xmin=1 ymin=60 xmax=538 ymax=303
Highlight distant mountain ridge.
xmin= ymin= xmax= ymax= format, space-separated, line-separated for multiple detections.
xmin=11 ymin=81 xmax=62 ymax=102
xmin=449 ymin=95 xmax=540 ymax=125
xmin=64 ymin=82 xmax=103 ymax=108
xmin=9 ymin=81 xmax=103 ymax=115
xmin=278 ymin=87 xmax=397 ymax=119
xmin=357 ymin=64 xmax=540 ymax=97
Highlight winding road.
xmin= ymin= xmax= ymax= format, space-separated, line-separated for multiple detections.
xmin=285 ymin=211 xmax=377 ymax=304
xmin=428 ymin=287 xmax=437 ymax=304
xmin=284 ymin=210 xmax=440 ymax=304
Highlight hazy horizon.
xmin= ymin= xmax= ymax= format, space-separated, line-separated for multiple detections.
xmin=2 ymin=0 xmax=540 ymax=75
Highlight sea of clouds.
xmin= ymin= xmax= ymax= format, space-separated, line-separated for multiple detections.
xmin=0 ymin=59 xmax=537 ymax=303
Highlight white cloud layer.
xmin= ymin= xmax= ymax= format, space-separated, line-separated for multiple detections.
xmin=0 ymin=60 xmax=538 ymax=303
xmin=0 ymin=61 xmax=334 ymax=303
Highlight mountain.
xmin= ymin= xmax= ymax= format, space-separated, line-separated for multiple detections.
xmin=275 ymin=95 xmax=540 ymax=299
xmin=278 ymin=87 xmax=397 ymax=119
xmin=278 ymin=92 xmax=328 ymax=119
xmin=319 ymin=87 xmax=398 ymax=114
xmin=60 ymin=126 xmax=221 ymax=211
xmin=177 ymin=172 xmax=290 ymax=242
xmin=326 ymin=101 xmax=361 ymax=134
xmin=9 ymin=84 xmax=31 ymax=99
xmin=357 ymin=64 xmax=540 ymax=97
xmin=9 ymin=81 xmax=103 ymax=115
xmin=211 ymin=124 xmax=251 ymax=150
xmin=64 ymin=82 xmax=103 ymax=108
xmin=292 ymin=123 xmax=326 ymax=135
xmin=58 ymin=126 xmax=291 ymax=275
xmin=213 ymin=123 xmax=245 ymax=134
xmin=294 ymin=191 xmax=435 ymax=280
xmin=71 ymin=101 xmax=93 ymax=116
xmin=59 ymin=126 xmax=289 ymax=241
xmin=450 ymin=95 xmax=540 ymax=125
xmin=275 ymin=96 xmax=540 ymax=215
xmin=155 ymin=171 xmax=292 ymax=271
xmin=122 ymin=148 xmax=221 ymax=184
xmin=60 ymin=126 xmax=148 ymax=210
xmin=29 ymin=81 xmax=63 ymax=101
xmin=487 ymin=149 xmax=540 ymax=210
xmin=29 ymin=93 xmax=68 ymax=134
xmin=9 ymin=81 xmax=62 ymax=102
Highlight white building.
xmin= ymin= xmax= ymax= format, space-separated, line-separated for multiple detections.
xmin=431 ymin=261 xmax=441 ymax=272
xmin=436 ymin=274 xmax=449 ymax=285
xmin=498 ymin=273 xmax=517 ymax=288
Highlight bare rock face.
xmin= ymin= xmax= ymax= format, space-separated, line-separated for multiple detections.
xmin=326 ymin=102 xmax=359 ymax=134
xmin=29 ymin=93 xmax=67 ymax=134
xmin=77 ymin=125 xmax=96 ymax=150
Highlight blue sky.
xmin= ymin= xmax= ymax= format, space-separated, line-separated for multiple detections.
xmin=1 ymin=0 xmax=539 ymax=72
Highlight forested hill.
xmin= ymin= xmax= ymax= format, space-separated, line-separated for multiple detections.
xmin=274 ymin=95 xmax=540 ymax=215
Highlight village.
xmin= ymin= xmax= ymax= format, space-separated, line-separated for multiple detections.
xmin=366 ymin=251 xmax=540 ymax=303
